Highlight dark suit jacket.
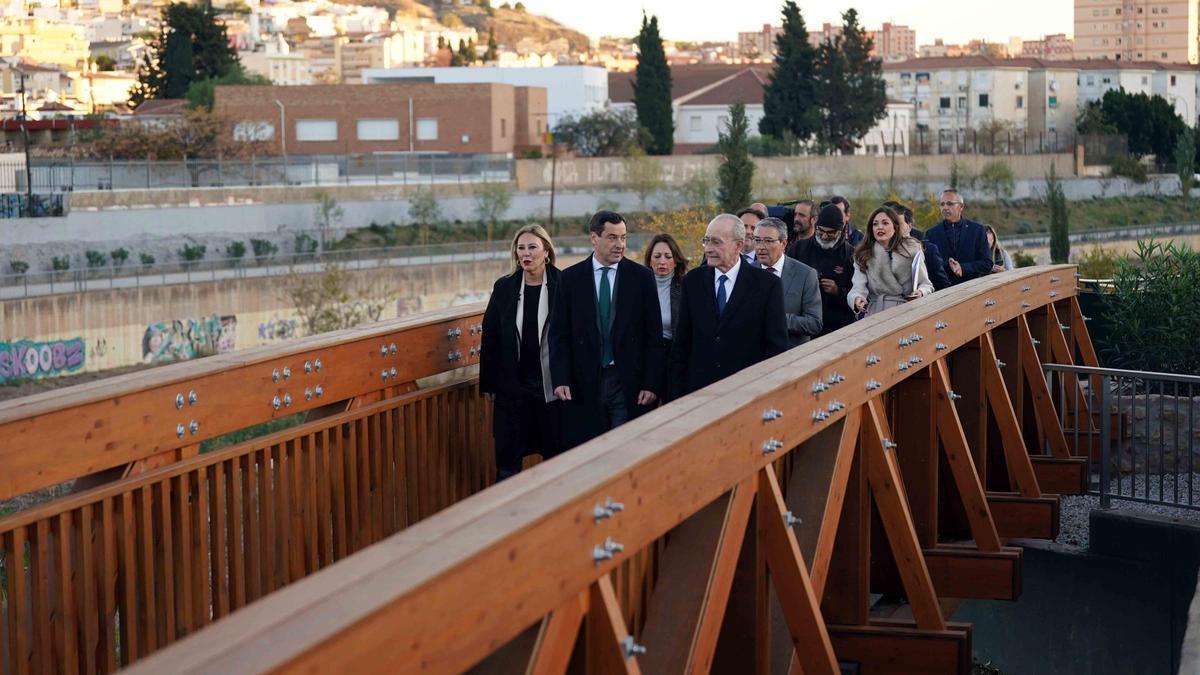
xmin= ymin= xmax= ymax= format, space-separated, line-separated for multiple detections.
xmin=549 ymin=255 xmax=664 ymax=443
xmin=921 ymin=240 xmax=952 ymax=291
xmin=778 ymin=256 xmax=823 ymax=348
xmin=925 ymin=218 xmax=992 ymax=284
xmin=479 ymin=265 xmax=559 ymax=398
xmin=668 ymin=262 xmax=788 ymax=400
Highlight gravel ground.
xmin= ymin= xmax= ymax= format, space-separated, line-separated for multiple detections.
xmin=1056 ymin=472 xmax=1200 ymax=551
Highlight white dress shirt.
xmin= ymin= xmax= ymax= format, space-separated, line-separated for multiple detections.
xmin=713 ymin=257 xmax=743 ymax=301
xmin=764 ymin=253 xmax=785 ymax=278
xmin=591 ymin=254 xmax=617 ymax=302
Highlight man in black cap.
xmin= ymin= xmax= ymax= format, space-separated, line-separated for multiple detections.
xmin=787 ymin=204 xmax=856 ymax=336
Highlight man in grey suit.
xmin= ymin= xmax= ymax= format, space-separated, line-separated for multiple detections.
xmin=754 ymin=217 xmax=822 ymax=347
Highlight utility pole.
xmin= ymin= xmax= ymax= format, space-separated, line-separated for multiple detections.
xmin=18 ymin=68 xmax=34 ymax=217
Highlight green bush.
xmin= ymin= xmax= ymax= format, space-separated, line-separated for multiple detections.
xmin=85 ymin=250 xmax=107 ymax=269
xmin=178 ymin=243 xmax=207 ymax=268
xmin=1012 ymin=250 xmax=1036 ymax=268
xmin=225 ymin=241 xmax=246 ymax=264
xmin=139 ymin=253 xmax=156 ymax=267
xmin=250 ymin=238 xmax=277 ymax=264
xmin=978 ymin=160 xmax=1016 ymax=201
xmin=110 ymin=247 xmax=129 ymax=268
xmin=51 ymin=256 xmax=71 ymax=272
xmin=1076 ymin=246 xmax=1123 ymax=279
xmin=9 ymin=260 xmax=28 ymax=275
xmin=1103 ymin=240 xmax=1200 ymax=374
xmin=1110 ymin=156 xmax=1149 ymax=183
xmin=293 ymin=233 xmax=318 ymax=260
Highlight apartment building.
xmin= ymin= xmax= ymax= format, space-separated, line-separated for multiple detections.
xmin=1021 ymin=33 xmax=1075 ymax=60
xmin=0 ymin=18 xmax=90 ymax=70
xmin=737 ymin=24 xmax=782 ymax=59
xmin=1073 ymin=59 xmax=1198 ymax=120
xmin=214 ymin=82 xmax=548 ymax=156
xmin=874 ymin=23 xmax=916 ymax=61
xmin=1074 ymin=0 xmax=1199 ymax=62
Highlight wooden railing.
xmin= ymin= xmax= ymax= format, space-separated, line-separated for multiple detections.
xmin=107 ymin=266 xmax=1098 ymax=674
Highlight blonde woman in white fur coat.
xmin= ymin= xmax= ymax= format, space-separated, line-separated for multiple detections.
xmin=847 ymin=205 xmax=933 ymax=317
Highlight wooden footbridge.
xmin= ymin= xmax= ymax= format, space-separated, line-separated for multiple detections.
xmin=0 ymin=265 xmax=1103 ymax=674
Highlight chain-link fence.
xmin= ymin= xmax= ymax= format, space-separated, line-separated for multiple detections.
xmin=5 ymin=152 xmax=514 ymax=194
xmin=910 ymin=128 xmax=1080 ymax=156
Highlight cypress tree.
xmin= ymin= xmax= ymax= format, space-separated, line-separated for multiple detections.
xmin=760 ymin=0 xmax=819 ymax=143
xmin=816 ymin=9 xmax=886 ymax=154
xmin=484 ymin=28 xmax=499 ymax=61
xmin=162 ymin=28 xmax=196 ymax=99
xmin=1047 ymin=163 xmax=1070 ymax=264
xmin=717 ymin=101 xmax=754 ymax=213
xmin=633 ymin=13 xmax=674 ymax=155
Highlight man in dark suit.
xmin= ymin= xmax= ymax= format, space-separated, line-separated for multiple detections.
xmin=924 ymin=188 xmax=993 ymax=285
xmin=550 ymin=210 xmax=664 ymax=448
xmin=701 ymin=206 xmax=762 ymax=269
xmin=754 ymin=217 xmax=822 ymax=347
xmin=885 ymin=200 xmax=952 ymax=291
xmin=787 ymin=204 xmax=857 ymax=336
xmin=669 ymin=214 xmax=788 ymax=400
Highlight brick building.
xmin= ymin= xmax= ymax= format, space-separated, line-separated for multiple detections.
xmin=213 ymin=83 xmax=548 ymax=156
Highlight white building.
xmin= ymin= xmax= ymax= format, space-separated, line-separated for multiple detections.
xmin=363 ymin=65 xmax=607 ymax=126
xmin=856 ymin=101 xmax=914 ymax=156
xmin=1074 ymin=60 xmax=1198 ymax=122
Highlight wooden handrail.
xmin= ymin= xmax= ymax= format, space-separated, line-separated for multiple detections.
xmin=0 ymin=303 xmax=486 ymax=502
xmin=121 ymin=267 xmax=1081 ymax=674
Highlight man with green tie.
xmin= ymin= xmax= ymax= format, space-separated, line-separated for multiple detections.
xmin=550 ymin=211 xmax=664 ymax=449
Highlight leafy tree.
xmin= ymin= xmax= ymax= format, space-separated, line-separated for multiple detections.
xmin=85 ymin=250 xmax=107 ymax=269
xmin=139 ymin=253 xmax=156 ymax=267
xmin=94 ymin=54 xmax=115 ymax=71
xmin=408 ymin=188 xmax=442 ymax=246
xmin=85 ymin=109 xmax=269 ymax=160
xmin=110 ymin=248 xmax=129 ymax=268
xmin=313 ymin=192 xmax=343 ymax=253
xmin=185 ymin=65 xmax=272 ymax=110
xmin=225 ymin=241 xmax=247 ymax=265
xmin=553 ymin=108 xmax=645 ymax=157
xmin=1075 ymin=100 xmax=1117 ymax=135
xmin=1046 ymin=163 xmax=1070 ymax=264
xmin=474 ymin=182 xmax=512 ymax=241
xmin=814 ymin=9 xmax=885 ymax=154
xmin=250 ymin=238 xmax=278 ymax=264
xmin=287 ymin=264 xmax=384 ymax=335
xmin=1080 ymin=89 xmax=1186 ymax=168
xmin=716 ymin=101 xmax=754 ymax=213
xmin=51 ymin=256 xmax=71 ymax=272
xmin=133 ymin=3 xmax=238 ymax=106
xmin=633 ymin=13 xmax=673 ymax=155
xmin=178 ymin=243 xmax=207 ymax=268
xmin=162 ymin=28 xmax=195 ymax=99
xmin=760 ymin=1 xmax=819 ymax=143
xmin=978 ymin=160 xmax=1016 ymax=201
xmin=1174 ymin=126 xmax=1196 ymax=205
xmin=9 ymin=260 xmax=28 ymax=275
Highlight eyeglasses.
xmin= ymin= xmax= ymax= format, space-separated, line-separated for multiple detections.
xmin=939 ymin=201 xmax=963 ymax=207
xmin=752 ymin=237 xmax=780 ymax=245
xmin=815 ymin=228 xmax=841 ymax=239
xmin=701 ymin=237 xmax=728 ymax=246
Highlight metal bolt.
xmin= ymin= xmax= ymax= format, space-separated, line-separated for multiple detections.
xmin=381 ymin=369 xmax=390 ymax=381
xmin=1060 ymin=323 xmax=1071 ymax=331
xmin=827 ymin=401 xmax=845 ymax=412
xmin=389 ymin=366 xmax=398 ymax=378
xmin=985 ymin=318 xmax=997 ymax=326
xmin=188 ymin=390 xmax=198 ymax=406
xmin=1022 ymin=302 xmax=1032 ymax=309
xmin=605 ymin=497 xmax=625 ymax=512
xmin=315 ymin=358 xmax=323 ymax=371
xmin=762 ymin=408 xmax=783 ymax=422
xmin=996 ymin=359 xmax=1007 ymax=368
xmin=283 ymin=394 xmax=292 ymax=408
xmin=454 ymin=327 xmax=462 ymax=338
xmin=1022 ymin=285 xmax=1032 ymax=292
xmin=593 ymin=546 xmax=613 ymax=563
xmin=984 ymin=299 xmax=996 ymax=307
xmin=189 ymin=420 xmax=199 ymax=435
xmin=912 ymin=333 xmax=924 ymax=342
xmin=390 ymin=343 xmax=398 ymax=355
xmin=621 ymin=636 xmax=647 ymax=659
xmin=176 ymin=423 xmax=185 ymax=438
xmin=898 ymin=362 xmax=910 ymax=371
xmin=866 ymin=379 xmax=881 ymax=391
xmin=866 ymin=354 xmax=881 ymax=366
xmin=826 ymin=372 xmax=844 ymax=385
xmin=446 ymin=328 xmax=455 ymax=339
xmin=1032 ymin=338 xmax=1041 ymax=346
xmin=936 ymin=342 xmax=948 ymax=351
xmin=315 ymin=385 xmax=324 ymax=398
xmin=593 ymin=504 xmax=614 ymax=522
xmin=304 ymin=360 xmax=312 ymax=374
xmin=379 ymin=345 xmax=387 ymax=356
xmin=455 ymin=350 xmax=463 ymax=361
xmin=811 ymin=381 xmax=829 ymax=394
xmin=447 ymin=351 xmax=456 ymax=363
xmin=1074 ymin=273 xmax=1082 ymax=279
xmin=603 ymin=537 xmax=624 ymax=554
xmin=935 ymin=321 xmax=948 ymax=330
xmin=883 ymin=439 xmax=898 ymax=450
xmin=898 ymin=337 xmax=912 ymax=347
xmin=1083 ymin=315 xmax=1093 ymax=322
xmin=784 ymin=511 xmax=802 ymax=527
xmin=949 ymin=391 xmax=963 ymax=401
xmin=175 ymin=393 xmax=185 ymax=409
xmin=811 ymin=410 xmax=830 ymax=422
xmin=909 ymin=356 xmax=922 ymax=365
xmin=272 ymin=368 xmax=280 ymax=383
xmin=763 ymin=437 xmax=783 ymax=453
xmin=282 ymin=367 xmax=291 ymax=380
xmin=1050 ymin=276 xmax=1060 ymax=283
xmin=305 ymin=387 xmax=313 ymax=401
xmin=1049 ymin=291 xmax=1060 ymax=298
xmin=470 ymin=325 xmax=477 ymax=336
xmin=469 ymin=346 xmax=478 ymax=357
xmin=476 ymin=324 xmax=483 ymax=334
xmin=272 ymin=396 xmax=281 ymax=410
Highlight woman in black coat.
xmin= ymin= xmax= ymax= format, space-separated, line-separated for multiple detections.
xmin=479 ymin=224 xmax=561 ymax=482
xmin=643 ymin=233 xmax=688 ymax=399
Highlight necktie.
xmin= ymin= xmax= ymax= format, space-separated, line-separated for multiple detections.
xmin=598 ymin=266 xmax=613 ymax=367
xmin=767 ymin=266 xmax=777 ymax=275
xmin=716 ymin=274 xmax=728 ymax=315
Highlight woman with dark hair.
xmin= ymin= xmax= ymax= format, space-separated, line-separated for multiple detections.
xmin=480 ymin=224 xmax=562 ymax=481
xmin=847 ymin=206 xmax=932 ymax=317
xmin=643 ymin=233 xmax=689 ymax=354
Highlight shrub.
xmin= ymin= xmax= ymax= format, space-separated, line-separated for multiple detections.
xmin=225 ymin=241 xmax=247 ymax=264
xmin=139 ymin=253 xmax=156 ymax=267
xmin=110 ymin=247 xmax=129 ymax=268
xmin=978 ymin=160 xmax=1016 ymax=201
xmin=1076 ymin=246 xmax=1123 ymax=279
xmin=9 ymin=260 xmax=28 ymax=275
xmin=1103 ymin=239 xmax=1200 ymax=374
xmin=1011 ymin=250 xmax=1037 ymax=268
xmin=293 ymin=233 xmax=318 ymax=260
xmin=178 ymin=243 xmax=207 ymax=268
xmin=1110 ymin=155 xmax=1149 ymax=183
xmin=250 ymin=238 xmax=277 ymax=264
xmin=642 ymin=207 xmax=711 ymax=264
xmin=85 ymin=250 xmax=107 ymax=269
xmin=51 ymin=256 xmax=71 ymax=272
xmin=520 ymin=149 xmax=543 ymax=159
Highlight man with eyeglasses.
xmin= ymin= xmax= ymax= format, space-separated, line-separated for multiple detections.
xmin=787 ymin=204 xmax=856 ymax=336
xmin=754 ymin=217 xmax=822 ymax=347
xmin=550 ymin=210 xmax=664 ymax=448
xmin=925 ymin=188 xmax=992 ymax=285
xmin=668 ymin=214 xmax=787 ymax=399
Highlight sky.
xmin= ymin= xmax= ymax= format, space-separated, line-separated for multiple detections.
xmin=514 ymin=0 xmax=1074 ymax=46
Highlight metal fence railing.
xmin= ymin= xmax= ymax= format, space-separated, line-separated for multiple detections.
xmin=910 ymin=128 xmax=1079 ymax=156
xmin=3 ymin=152 xmax=515 ymax=195
xmin=1044 ymin=363 xmax=1200 ymax=510
xmin=0 ymin=235 xmax=621 ymax=300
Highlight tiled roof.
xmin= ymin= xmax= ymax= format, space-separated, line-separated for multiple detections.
xmin=132 ymin=99 xmax=187 ymax=116
xmin=609 ymin=64 xmax=766 ymax=104
xmin=885 ymin=55 xmax=1200 ymax=72
xmin=685 ymin=67 xmax=770 ymax=105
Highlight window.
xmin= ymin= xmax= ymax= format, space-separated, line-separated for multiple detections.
xmin=356 ymin=118 xmax=400 ymax=141
xmin=957 ymin=96 xmax=966 ymax=109
xmin=416 ymin=118 xmax=438 ymax=141
xmin=234 ymin=121 xmax=274 ymax=142
xmin=1086 ymin=75 xmax=1095 ymax=86
xmin=500 ymin=118 xmax=506 ymax=138
xmin=689 ymin=115 xmax=701 ymax=131
xmin=1016 ymin=95 xmax=1024 ymax=109
xmin=1141 ymin=76 xmax=1149 ymax=85
xmin=296 ymin=119 xmax=337 ymax=142
xmin=1171 ymin=75 xmax=1177 ymax=86
xmin=978 ymin=93 xmax=989 ymax=107
xmin=939 ymin=96 xmax=951 ymax=109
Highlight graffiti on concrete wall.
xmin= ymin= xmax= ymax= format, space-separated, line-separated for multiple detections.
xmin=257 ymin=318 xmax=298 ymax=342
xmin=142 ymin=315 xmax=237 ymax=364
xmin=0 ymin=338 xmax=85 ymax=383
